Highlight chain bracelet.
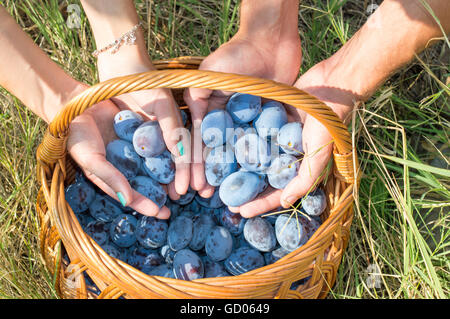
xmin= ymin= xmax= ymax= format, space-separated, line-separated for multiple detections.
xmin=92 ymin=22 xmax=142 ymax=58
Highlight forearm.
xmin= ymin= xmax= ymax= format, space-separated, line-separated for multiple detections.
xmin=0 ymin=7 xmax=83 ymax=124
xmin=80 ymin=0 xmax=153 ymax=80
xmin=238 ymin=0 xmax=300 ymax=44
xmin=322 ymin=0 xmax=450 ymax=102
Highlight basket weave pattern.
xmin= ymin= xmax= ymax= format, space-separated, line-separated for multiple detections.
xmin=35 ymin=57 xmax=356 ymax=299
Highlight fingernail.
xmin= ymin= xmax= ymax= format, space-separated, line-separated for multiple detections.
xmin=117 ymin=192 xmax=127 ymax=207
xmin=177 ymin=141 xmax=184 ymax=156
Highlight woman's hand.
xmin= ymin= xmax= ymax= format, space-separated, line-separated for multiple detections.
xmin=66 ymin=83 xmax=172 ymax=219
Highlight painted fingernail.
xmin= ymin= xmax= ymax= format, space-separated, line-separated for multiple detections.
xmin=177 ymin=141 xmax=184 ymax=156
xmin=117 ymin=192 xmax=127 ymax=207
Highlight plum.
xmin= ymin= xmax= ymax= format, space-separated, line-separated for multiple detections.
xmin=133 ymin=121 xmax=166 ymax=158
xmin=226 ymin=93 xmax=261 ymax=124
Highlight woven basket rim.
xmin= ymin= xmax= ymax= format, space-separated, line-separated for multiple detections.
xmin=36 ymin=56 xmax=357 ymax=299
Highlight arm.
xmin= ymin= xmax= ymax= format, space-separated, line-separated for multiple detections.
xmin=0 ymin=7 xmax=84 ymax=123
xmin=79 ymin=0 xmax=154 ymax=80
xmin=80 ymin=0 xmax=190 ymax=199
xmin=0 ymin=5 xmax=170 ymax=219
xmin=239 ymin=0 xmax=450 ymax=216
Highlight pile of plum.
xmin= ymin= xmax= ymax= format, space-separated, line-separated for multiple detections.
xmin=64 ymin=93 xmax=327 ymax=286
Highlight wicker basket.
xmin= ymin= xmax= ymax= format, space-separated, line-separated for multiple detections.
xmin=35 ymin=56 xmax=357 ymax=299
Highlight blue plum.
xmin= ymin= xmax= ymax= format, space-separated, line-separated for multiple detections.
xmin=166 ymin=200 xmax=181 ymax=219
xmin=133 ymin=121 xmax=166 ymax=158
xmin=201 ymin=109 xmax=234 ymax=148
xmin=299 ymin=215 xmax=322 ymax=245
xmin=173 ymin=249 xmax=204 ymax=280
xmin=160 ymin=244 xmax=176 ymax=264
xmin=148 ymin=263 xmax=175 ymax=278
xmin=189 ymin=213 xmax=216 ymax=251
xmin=264 ymin=246 xmax=290 ymax=265
xmin=277 ymin=122 xmax=304 ymax=155
xmin=226 ymin=93 xmax=261 ymax=124
xmin=274 ymin=214 xmax=306 ymax=252
xmin=229 ymin=124 xmax=256 ymax=148
xmin=201 ymin=255 xmax=229 ymax=278
xmin=179 ymin=210 xmax=196 ymax=219
xmin=267 ymin=154 xmax=299 ymax=189
xmin=167 ymin=215 xmax=194 ymax=251
xmin=106 ymin=139 xmax=142 ymax=179
xmin=234 ymin=133 xmax=272 ymax=172
xmin=88 ymin=193 xmax=123 ymax=222
xmin=302 ymin=188 xmax=327 ymax=216
xmin=224 ymin=246 xmax=265 ymax=276
xmin=243 ymin=217 xmax=277 ymax=252
xmin=234 ymin=233 xmax=251 ymax=249
xmin=220 ymin=207 xmax=246 ymax=236
xmin=172 ymin=186 xmax=196 ymax=205
xmin=194 ymin=188 xmax=224 ymax=209
xmin=205 ymin=226 xmax=233 ymax=262
xmin=113 ymin=110 xmax=144 ymax=142
xmin=143 ymin=149 xmax=175 ymax=184
xmin=65 ymin=179 xmax=96 ymax=213
xmin=109 ymin=214 xmax=137 ymax=248
xmin=101 ymin=243 xmax=124 ymax=260
xmin=76 ymin=211 xmax=94 ymax=228
xmin=129 ymin=175 xmax=167 ymax=209
xmin=253 ymin=101 xmax=287 ymax=139
xmin=128 ymin=246 xmax=164 ymax=274
xmin=204 ymin=144 xmax=237 ymax=186
xmin=85 ymin=220 xmax=110 ymax=246
xmin=183 ymin=199 xmax=202 ymax=213
xmin=218 ymin=171 xmax=261 ymax=207
xmin=135 ymin=216 xmax=168 ymax=249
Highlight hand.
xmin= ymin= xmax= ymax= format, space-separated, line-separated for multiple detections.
xmin=234 ymin=61 xmax=358 ymax=218
xmin=184 ymin=30 xmax=301 ymax=197
xmin=96 ymin=55 xmax=191 ymax=202
xmin=67 ymin=84 xmax=171 ymax=219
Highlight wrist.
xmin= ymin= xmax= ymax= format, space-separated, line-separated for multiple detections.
xmin=296 ymin=60 xmax=360 ymax=123
xmin=46 ymin=81 xmax=88 ymax=124
xmin=96 ymin=44 xmax=154 ymax=81
xmin=237 ymin=0 xmax=299 ymax=46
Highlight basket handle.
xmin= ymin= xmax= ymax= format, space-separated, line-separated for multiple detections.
xmin=37 ymin=65 xmax=355 ymax=182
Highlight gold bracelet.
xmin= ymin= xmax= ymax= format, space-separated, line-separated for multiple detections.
xmin=92 ymin=22 xmax=142 ymax=58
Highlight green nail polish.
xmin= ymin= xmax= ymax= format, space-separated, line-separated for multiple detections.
xmin=117 ymin=192 xmax=127 ymax=207
xmin=177 ymin=141 xmax=184 ymax=156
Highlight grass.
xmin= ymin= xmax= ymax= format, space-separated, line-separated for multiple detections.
xmin=0 ymin=0 xmax=448 ymax=299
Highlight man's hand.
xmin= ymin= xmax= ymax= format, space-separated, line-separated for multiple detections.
xmin=233 ymin=61 xmax=357 ymax=217
xmin=184 ymin=0 xmax=302 ymax=197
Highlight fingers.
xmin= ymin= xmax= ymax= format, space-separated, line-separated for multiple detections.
xmin=68 ymin=113 xmax=169 ymax=219
xmin=184 ymin=86 xmax=211 ymax=192
xmin=280 ymin=116 xmax=333 ymax=208
xmin=236 ymin=188 xmax=284 ymax=218
xmin=81 ymin=155 xmax=170 ymax=219
xmin=147 ymin=90 xmax=191 ymax=197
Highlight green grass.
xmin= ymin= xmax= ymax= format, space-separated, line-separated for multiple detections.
xmin=0 ymin=0 xmax=448 ymax=299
